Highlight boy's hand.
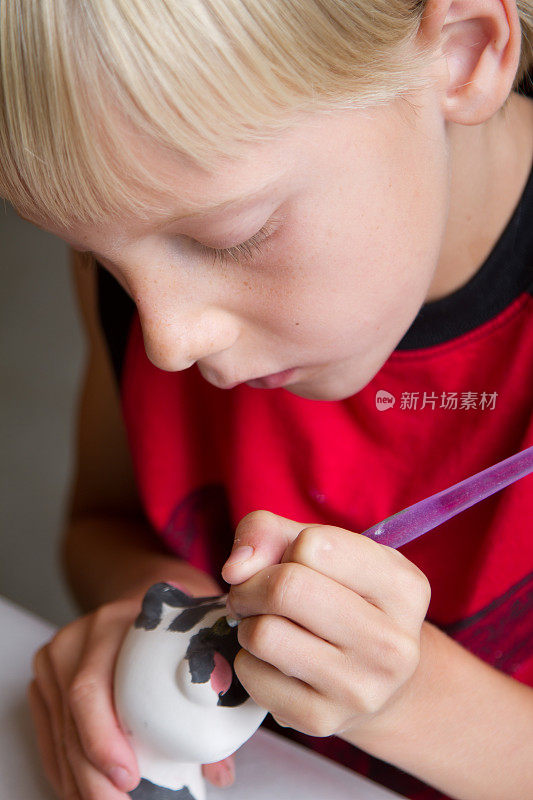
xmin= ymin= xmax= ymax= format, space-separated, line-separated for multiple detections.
xmin=221 ymin=510 xmax=431 ymax=738
xmin=28 ymin=595 xmax=235 ymax=800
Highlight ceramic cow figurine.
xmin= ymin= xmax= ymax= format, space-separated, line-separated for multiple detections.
xmin=113 ymin=582 xmax=268 ymax=799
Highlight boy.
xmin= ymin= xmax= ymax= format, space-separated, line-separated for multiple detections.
xmin=1 ymin=0 xmax=532 ymax=798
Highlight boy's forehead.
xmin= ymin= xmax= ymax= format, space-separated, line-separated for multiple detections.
xmin=30 ymin=109 xmax=330 ymax=242
xmin=24 ymin=102 xmax=400 ymax=245
xmin=112 ymin=106 xmax=325 ymax=209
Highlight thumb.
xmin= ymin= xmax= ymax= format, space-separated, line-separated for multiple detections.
xmin=221 ymin=510 xmax=311 ymax=585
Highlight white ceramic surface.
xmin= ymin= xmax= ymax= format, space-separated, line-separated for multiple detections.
xmin=113 ymin=583 xmax=268 ymax=798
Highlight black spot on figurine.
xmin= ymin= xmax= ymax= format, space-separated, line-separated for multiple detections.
xmin=129 ymin=777 xmax=196 ymax=799
xmin=185 ymin=616 xmax=248 ymax=707
xmin=167 ymin=602 xmax=226 ymax=633
xmin=133 ymin=584 xmax=248 ymax=706
xmin=134 ymin=583 xmax=222 ymax=631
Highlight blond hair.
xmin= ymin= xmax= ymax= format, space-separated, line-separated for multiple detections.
xmin=1 ymin=0 xmax=532 ymax=229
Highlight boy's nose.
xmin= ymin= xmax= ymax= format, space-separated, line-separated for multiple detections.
xmin=138 ymin=305 xmax=241 ymax=373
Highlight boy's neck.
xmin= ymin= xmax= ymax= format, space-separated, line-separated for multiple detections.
xmin=426 ymin=92 xmax=533 ymax=303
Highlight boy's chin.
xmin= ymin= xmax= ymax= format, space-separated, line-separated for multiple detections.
xmin=284 ymin=376 xmax=364 ymax=402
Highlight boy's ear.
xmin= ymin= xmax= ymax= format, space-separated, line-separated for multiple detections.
xmin=418 ymin=0 xmax=522 ymax=124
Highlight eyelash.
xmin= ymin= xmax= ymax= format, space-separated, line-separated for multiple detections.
xmin=198 ymin=217 xmax=279 ymax=265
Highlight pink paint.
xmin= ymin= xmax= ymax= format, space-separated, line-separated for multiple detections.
xmin=159 ymin=579 xmax=187 ymax=591
xmin=210 ymin=652 xmax=232 ymax=697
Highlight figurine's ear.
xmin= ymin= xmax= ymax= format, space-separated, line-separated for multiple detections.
xmin=418 ymin=0 xmax=522 ymax=124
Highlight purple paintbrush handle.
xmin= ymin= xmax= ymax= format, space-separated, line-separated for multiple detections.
xmin=362 ymin=446 xmax=533 ymax=550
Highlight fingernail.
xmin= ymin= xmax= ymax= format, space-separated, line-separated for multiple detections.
xmin=225 ymin=545 xmax=254 ymax=567
xmin=108 ymin=766 xmax=132 ymax=791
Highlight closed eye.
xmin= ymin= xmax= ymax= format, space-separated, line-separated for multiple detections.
xmin=198 ymin=216 xmax=279 ymax=265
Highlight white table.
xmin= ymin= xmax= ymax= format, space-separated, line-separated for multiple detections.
xmin=0 ymin=595 xmax=406 ymax=800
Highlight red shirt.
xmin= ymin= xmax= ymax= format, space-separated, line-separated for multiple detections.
xmin=96 ymin=163 xmax=533 ymax=799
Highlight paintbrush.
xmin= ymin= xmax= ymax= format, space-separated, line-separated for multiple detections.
xmin=224 ymin=447 xmax=533 ymax=626
xmin=362 ymin=446 xmax=533 ymax=549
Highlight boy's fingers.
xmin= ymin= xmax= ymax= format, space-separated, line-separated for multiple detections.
xmin=279 ymin=525 xmax=431 ymax=627
xmin=32 ymin=646 xmax=83 ymax=799
xmin=222 ymin=510 xmax=313 ymax=585
xmin=229 ymin=561 xmax=380 ymax=646
xmin=62 ymin=703 xmax=139 ymax=799
xmin=27 ymin=680 xmax=62 ymax=796
xmin=203 ymin=755 xmax=236 ymax=787
xmin=67 ymin=605 xmax=140 ymax=792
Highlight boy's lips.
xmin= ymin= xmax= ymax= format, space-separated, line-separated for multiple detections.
xmin=245 ymin=367 xmax=297 ymax=389
xmin=209 ymin=366 xmax=299 ymax=390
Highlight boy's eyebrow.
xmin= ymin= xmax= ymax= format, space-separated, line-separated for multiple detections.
xmin=15 ymin=174 xmax=284 ymax=240
xmin=152 ymin=177 xmax=283 ymax=229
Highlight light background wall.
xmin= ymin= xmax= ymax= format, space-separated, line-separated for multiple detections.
xmin=1 ymin=202 xmax=81 ymax=626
